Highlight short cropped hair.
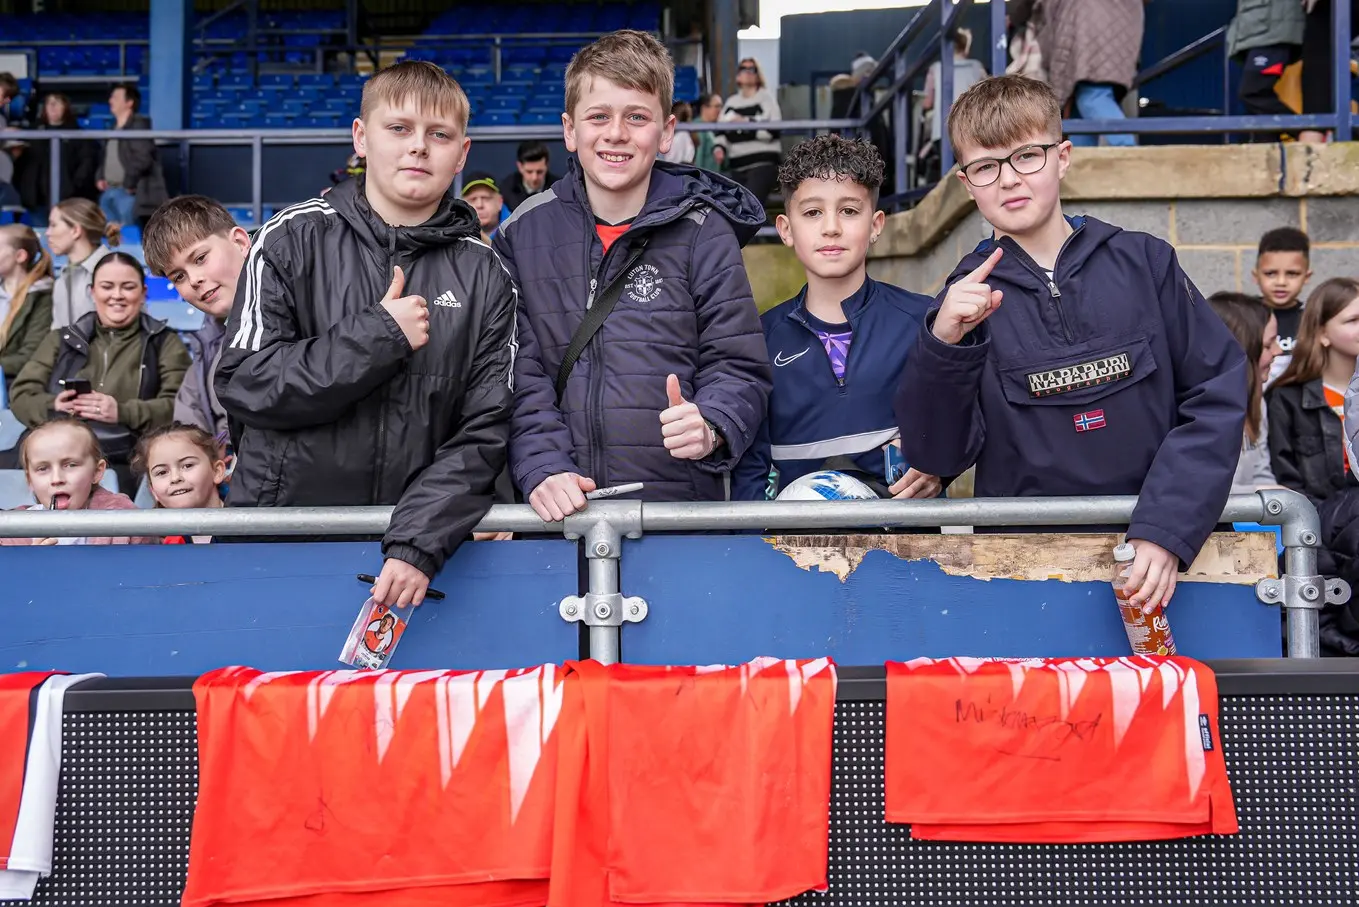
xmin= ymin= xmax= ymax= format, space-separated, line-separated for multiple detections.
xmin=948 ymin=74 xmax=1063 ymax=156
xmin=1258 ymin=226 xmax=1310 ymax=259
xmin=143 ymin=195 xmax=238 ymax=277
xmin=0 ymin=72 xmax=17 ymax=101
xmin=112 ymin=82 xmax=140 ymax=111
xmin=778 ymin=135 xmax=885 ymax=203
xmin=361 ymin=61 xmax=470 ymax=133
xmin=566 ymin=29 xmax=673 ymax=119
xmin=516 ymin=140 xmax=550 ymax=163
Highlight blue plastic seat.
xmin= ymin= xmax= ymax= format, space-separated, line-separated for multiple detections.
xmin=146 ymin=300 xmax=207 ymax=332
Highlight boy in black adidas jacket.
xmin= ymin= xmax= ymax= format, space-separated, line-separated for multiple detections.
xmin=896 ymin=75 xmax=1246 ymax=614
xmin=216 ymin=62 xmax=517 ymax=607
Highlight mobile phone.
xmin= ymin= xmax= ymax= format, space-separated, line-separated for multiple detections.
xmin=59 ymin=378 xmax=93 ymax=396
xmin=884 ymin=442 xmax=907 ymax=486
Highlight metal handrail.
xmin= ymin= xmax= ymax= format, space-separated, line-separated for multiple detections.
xmin=0 ymin=491 xmax=1333 ymax=661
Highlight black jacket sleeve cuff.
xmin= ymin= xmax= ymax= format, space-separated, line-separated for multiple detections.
xmin=381 ymin=542 xmax=438 ymax=579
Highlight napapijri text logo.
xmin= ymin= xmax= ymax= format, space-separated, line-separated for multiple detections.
xmin=1026 ymin=352 xmax=1132 ymax=398
xmin=625 ymin=264 xmax=663 ymax=303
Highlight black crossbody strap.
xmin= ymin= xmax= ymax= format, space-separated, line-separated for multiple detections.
xmin=554 ymin=241 xmax=648 ymax=406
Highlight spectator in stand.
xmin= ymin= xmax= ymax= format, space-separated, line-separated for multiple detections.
xmin=0 ymin=73 xmax=18 ymax=210
xmin=1227 ymin=0 xmax=1305 ymax=126
xmin=459 ymin=172 xmax=505 ymax=243
xmin=142 ymin=195 xmax=252 ymax=453
xmin=693 ymin=93 xmax=726 ymax=172
xmin=1207 ymin=292 xmax=1283 ymax=494
xmin=718 ymin=57 xmax=782 ymax=211
xmin=1253 ymin=226 xmax=1312 ymax=385
xmin=495 ymin=30 xmax=770 ymax=522
xmin=215 ymin=61 xmax=518 ymax=607
xmin=134 ymin=423 xmax=227 ymax=544
xmin=0 ymin=417 xmax=155 ymax=546
xmin=896 ymin=75 xmax=1246 ymax=613
xmin=1267 ymin=278 xmax=1359 ymax=506
xmin=13 ymin=94 xmax=101 ymax=219
xmin=0 ymin=225 xmax=54 ymax=388
xmin=95 ymin=83 xmax=168 ymax=228
xmin=659 ymin=101 xmax=696 ymax=164
xmin=9 ymin=252 xmax=189 ymax=488
xmin=1035 ymin=0 xmax=1145 ymax=147
xmin=0 ymin=72 xmax=16 ymax=128
xmin=923 ymin=30 xmax=989 ymax=147
xmin=46 ymin=198 xmax=118 ymax=328
xmin=1298 ymin=0 xmax=1359 ymax=143
xmin=732 ymin=136 xmax=939 ymax=501
xmin=500 ymin=140 xmax=558 ymax=212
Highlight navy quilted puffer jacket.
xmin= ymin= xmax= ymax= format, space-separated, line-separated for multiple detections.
xmin=494 ymin=157 xmax=771 ymax=502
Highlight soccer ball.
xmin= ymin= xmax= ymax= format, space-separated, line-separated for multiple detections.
xmin=777 ymin=471 xmax=880 ymax=501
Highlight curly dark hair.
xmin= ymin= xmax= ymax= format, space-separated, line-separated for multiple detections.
xmin=777 ymin=135 xmax=885 ymax=204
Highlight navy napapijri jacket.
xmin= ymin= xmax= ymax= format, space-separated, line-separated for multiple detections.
xmin=895 ymin=215 xmax=1247 ymax=568
xmin=733 ymin=276 xmax=933 ymax=500
xmin=494 ymin=156 xmax=772 ymax=502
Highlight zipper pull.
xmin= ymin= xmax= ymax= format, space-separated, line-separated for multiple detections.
xmin=586 ymin=277 xmax=598 ymax=310
xmin=1048 ymin=279 xmax=1061 ymax=298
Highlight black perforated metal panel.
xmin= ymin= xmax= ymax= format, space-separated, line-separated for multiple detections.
xmin=5 ymin=694 xmax=1357 ymax=906
xmin=783 ymin=695 xmax=1359 ymax=907
xmin=1 ymin=710 xmax=197 ymax=907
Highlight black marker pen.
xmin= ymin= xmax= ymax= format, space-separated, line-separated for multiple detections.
xmin=356 ymin=573 xmax=446 ymax=601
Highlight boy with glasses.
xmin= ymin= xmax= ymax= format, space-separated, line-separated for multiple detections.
xmin=896 ymin=75 xmax=1246 ymax=615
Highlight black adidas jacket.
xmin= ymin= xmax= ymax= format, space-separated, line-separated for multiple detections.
xmin=215 ymin=177 xmax=518 ymax=576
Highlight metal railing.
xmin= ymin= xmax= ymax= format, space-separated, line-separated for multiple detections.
xmin=0 ymin=490 xmax=1346 ymax=663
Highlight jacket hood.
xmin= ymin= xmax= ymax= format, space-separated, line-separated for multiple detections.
xmin=953 ymin=215 xmax=1123 ymax=291
xmin=559 ymin=155 xmax=767 ymax=246
xmin=325 ymin=175 xmax=482 ymax=253
xmin=26 ymin=276 xmax=54 ymax=293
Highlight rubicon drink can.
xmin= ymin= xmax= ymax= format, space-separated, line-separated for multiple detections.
xmin=1112 ymin=542 xmax=1178 ymax=656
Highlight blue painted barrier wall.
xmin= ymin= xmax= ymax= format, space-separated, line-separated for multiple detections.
xmin=620 ymin=536 xmax=1283 ymax=665
xmin=4 ymin=534 xmax=1282 ymax=676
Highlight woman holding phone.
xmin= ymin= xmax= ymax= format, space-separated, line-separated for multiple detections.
xmin=8 ymin=252 xmax=189 ymax=486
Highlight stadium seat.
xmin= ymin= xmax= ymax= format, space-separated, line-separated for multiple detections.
xmin=146 ymin=300 xmax=207 ymax=333
xmin=0 ymin=409 xmax=22 ymax=451
xmin=145 ymin=277 xmax=178 ymax=302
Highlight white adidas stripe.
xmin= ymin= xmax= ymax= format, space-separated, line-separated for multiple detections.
xmin=232 ymin=199 xmax=336 ymax=353
xmin=460 ymin=236 xmax=519 ymax=393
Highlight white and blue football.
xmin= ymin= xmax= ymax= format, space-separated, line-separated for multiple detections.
xmin=776 ymin=470 xmax=880 ymax=501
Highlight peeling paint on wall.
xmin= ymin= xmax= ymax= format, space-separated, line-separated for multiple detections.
xmin=765 ymin=532 xmax=1279 ymax=585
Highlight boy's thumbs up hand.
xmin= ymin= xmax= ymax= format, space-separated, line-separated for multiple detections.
xmin=660 ymin=373 xmax=720 ymax=460
xmin=380 ymin=265 xmax=430 ymax=351
xmin=933 ymin=246 xmax=1004 ymax=345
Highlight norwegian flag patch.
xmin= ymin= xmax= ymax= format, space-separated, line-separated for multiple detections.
xmin=1073 ymin=410 xmax=1106 ymax=432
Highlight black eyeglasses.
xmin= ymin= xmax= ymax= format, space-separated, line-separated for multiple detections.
xmin=738 ymin=64 xmax=758 ymax=73
xmin=960 ymin=143 xmax=1059 ymax=187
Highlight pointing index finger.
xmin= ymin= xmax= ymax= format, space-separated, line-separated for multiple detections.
xmin=964 ymin=246 xmax=1003 ymax=284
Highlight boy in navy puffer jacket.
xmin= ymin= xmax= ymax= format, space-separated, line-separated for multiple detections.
xmin=494 ymin=30 xmax=771 ymax=522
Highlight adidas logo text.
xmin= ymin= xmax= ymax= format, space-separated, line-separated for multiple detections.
xmin=433 ymin=290 xmax=460 ymax=308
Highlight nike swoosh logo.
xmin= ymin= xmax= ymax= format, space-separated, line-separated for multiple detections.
xmin=774 ymin=348 xmax=810 ymax=367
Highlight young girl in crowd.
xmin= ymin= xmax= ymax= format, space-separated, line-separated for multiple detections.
xmin=1208 ymin=292 xmax=1284 ymax=494
xmin=1268 ymin=277 xmax=1359 ymax=506
xmin=0 ymin=416 xmax=155 ymax=546
xmin=0 ymin=224 xmax=54 ymax=386
xmin=46 ymin=197 xmax=119 ymax=328
xmin=133 ymin=422 xmax=225 ymax=545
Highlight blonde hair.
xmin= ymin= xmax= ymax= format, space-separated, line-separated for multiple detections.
xmin=948 ymin=74 xmax=1063 ymax=156
xmin=565 ymin=29 xmax=674 ymax=118
xmin=0 ymin=225 xmax=51 ymax=347
xmin=143 ymin=195 xmax=239 ymax=277
xmin=19 ymin=416 xmax=103 ymax=474
xmin=52 ymin=197 xmax=121 ymax=248
xmin=737 ymin=57 xmax=767 ymax=90
xmin=360 ymin=61 xmax=470 ymax=133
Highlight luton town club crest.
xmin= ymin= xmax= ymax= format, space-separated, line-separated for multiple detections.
xmin=626 ymin=264 xmax=663 ymax=303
